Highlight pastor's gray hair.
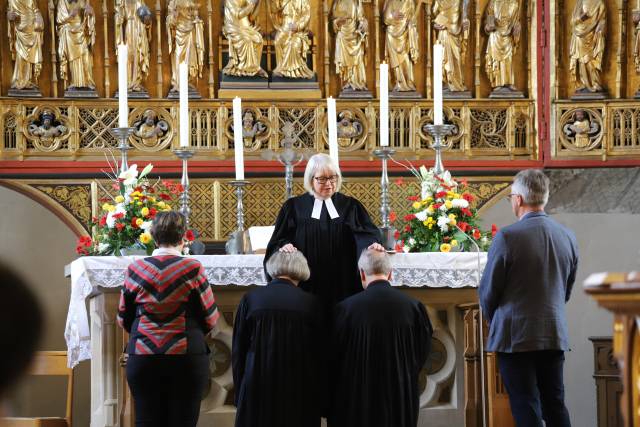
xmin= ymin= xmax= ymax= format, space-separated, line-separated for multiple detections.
xmin=358 ymin=248 xmax=392 ymax=276
xmin=303 ymin=153 xmax=343 ymax=194
xmin=511 ymin=169 xmax=550 ymax=206
xmin=266 ymin=251 xmax=311 ymax=282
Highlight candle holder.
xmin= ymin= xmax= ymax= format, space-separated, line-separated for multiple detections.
xmin=423 ymin=124 xmax=456 ymax=175
xmin=109 ymin=127 xmax=135 ymax=172
xmin=262 ymin=122 xmax=307 ymax=200
xmin=225 ymin=180 xmax=252 ymax=254
xmin=172 ymin=148 xmax=195 ymax=229
xmin=373 ymin=147 xmax=396 ymax=250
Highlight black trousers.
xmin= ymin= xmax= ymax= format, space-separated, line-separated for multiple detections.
xmin=497 ymin=350 xmax=571 ymax=427
xmin=126 ymin=354 xmax=209 ymax=427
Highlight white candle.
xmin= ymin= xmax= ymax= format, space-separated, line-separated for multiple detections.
xmin=433 ymin=44 xmax=444 ymax=125
xmin=379 ymin=63 xmax=389 ymax=146
xmin=233 ymin=97 xmax=245 ymax=180
xmin=327 ymin=96 xmax=339 ymax=164
xmin=117 ymin=44 xmax=128 ymax=128
xmin=179 ymin=62 xmax=189 ymax=147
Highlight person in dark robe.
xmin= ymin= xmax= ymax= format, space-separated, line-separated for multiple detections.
xmin=265 ymin=153 xmax=382 ymax=307
xmin=330 ymin=248 xmax=432 ymax=427
xmin=232 ymin=250 xmax=324 ymax=427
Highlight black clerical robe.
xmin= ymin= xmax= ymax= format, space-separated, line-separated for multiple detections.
xmin=330 ymin=280 xmax=432 ymax=427
xmin=265 ymin=192 xmax=380 ymax=305
xmin=232 ymin=278 xmax=324 ymax=427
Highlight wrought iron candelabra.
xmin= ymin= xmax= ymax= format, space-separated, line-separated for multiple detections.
xmin=172 ymin=148 xmax=195 ymax=229
xmin=373 ymin=147 xmax=396 ymax=250
xmin=225 ymin=180 xmax=252 ymax=254
xmin=110 ymin=127 xmax=135 ymax=172
xmin=423 ymin=124 xmax=456 ymax=175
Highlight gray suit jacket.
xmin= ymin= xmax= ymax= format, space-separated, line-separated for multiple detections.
xmin=479 ymin=211 xmax=579 ymax=353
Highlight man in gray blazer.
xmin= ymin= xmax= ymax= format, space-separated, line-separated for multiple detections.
xmin=479 ymin=169 xmax=578 ymax=427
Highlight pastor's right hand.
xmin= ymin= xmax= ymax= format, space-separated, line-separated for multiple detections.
xmin=279 ymin=243 xmax=297 ymax=253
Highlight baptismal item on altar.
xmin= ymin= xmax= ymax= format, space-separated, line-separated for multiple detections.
xmin=247 ymin=226 xmax=275 ymax=253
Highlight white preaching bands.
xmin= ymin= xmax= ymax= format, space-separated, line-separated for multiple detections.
xmin=311 ymin=197 xmax=340 ymax=220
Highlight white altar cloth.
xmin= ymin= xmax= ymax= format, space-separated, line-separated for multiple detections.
xmin=65 ymin=252 xmax=486 ymax=367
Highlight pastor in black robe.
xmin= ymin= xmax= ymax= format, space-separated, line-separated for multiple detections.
xmin=232 ymin=278 xmax=324 ymax=427
xmin=264 ymin=192 xmax=380 ymax=306
xmin=329 ymin=280 xmax=433 ymax=427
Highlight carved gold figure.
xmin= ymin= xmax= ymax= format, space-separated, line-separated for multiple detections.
xmin=133 ymin=109 xmax=168 ymax=146
xmin=484 ymin=0 xmax=520 ymax=90
xmin=28 ymin=110 xmax=68 ymax=141
xmin=57 ymin=0 xmax=96 ymax=90
xmin=115 ymin=0 xmax=152 ymax=92
xmin=632 ymin=10 xmax=640 ymax=73
xmin=332 ymin=0 xmax=368 ymax=91
xmin=433 ymin=0 xmax=469 ymax=92
xmin=167 ymin=0 xmax=205 ymax=92
xmin=7 ymin=0 xmax=44 ymax=90
xmin=383 ymin=0 xmax=419 ymax=92
xmin=222 ymin=0 xmax=268 ymax=77
xmin=569 ymin=0 xmax=606 ymax=93
xmin=270 ymin=0 xmax=314 ymax=79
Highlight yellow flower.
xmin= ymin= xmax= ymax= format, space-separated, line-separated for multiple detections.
xmin=139 ymin=232 xmax=152 ymax=244
xmin=426 ymin=217 xmax=435 ymax=224
xmin=130 ymin=191 xmax=142 ymax=197
xmin=447 ymin=191 xmax=456 ymax=198
xmin=148 ymin=197 xmax=156 ymax=203
xmin=448 ymin=213 xmax=456 ymax=220
xmin=423 ymin=220 xmax=429 ymax=226
xmin=157 ymin=201 xmax=166 ymax=209
xmin=428 ymin=223 xmax=433 ymax=229
xmin=136 ymin=201 xmax=143 ymax=206
xmin=412 ymin=201 xmax=422 ymax=210
xmin=141 ymin=207 xmax=150 ymax=217
xmin=115 ymin=195 xmax=125 ymax=203
xmin=102 ymin=203 xmax=114 ymax=212
xmin=440 ymin=243 xmax=452 ymax=252
xmin=450 ymin=218 xmax=457 ymax=226
xmin=133 ymin=196 xmax=140 ymax=201
xmin=164 ymin=204 xmax=172 ymax=211
xmin=136 ymin=218 xmax=144 ymax=227
xmin=444 ymin=200 xmax=453 ymax=209
xmin=451 ymin=239 xmax=458 ymax=247
xmin=426 ymin=206 xmax=435 ymax=214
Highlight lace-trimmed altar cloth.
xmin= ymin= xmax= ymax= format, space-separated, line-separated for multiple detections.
xmin=64 ymin=252 xmax=486 ymax=367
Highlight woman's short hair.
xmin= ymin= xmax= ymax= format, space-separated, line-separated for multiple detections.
xmin=303 ymin=153 xmax=343 ymax=194
xmin=511 ymin=169 xmax=550 ymax=206
xmin=266 ymin=251 xmax=311 ymax=282
xmin=150 ymin=211 xmax=187 ymax=247
xmin=358 ymin=248 xmax=392 ymax=276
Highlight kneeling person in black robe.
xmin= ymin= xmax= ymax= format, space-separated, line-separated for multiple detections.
xmin=330 ymin=248 xmax=433 ymax=427
xmin=232 ymin=250 xmax=324 ymax=427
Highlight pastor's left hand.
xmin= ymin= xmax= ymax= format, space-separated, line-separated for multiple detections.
xmin=368 ymin=242 xmax=385 ymax=252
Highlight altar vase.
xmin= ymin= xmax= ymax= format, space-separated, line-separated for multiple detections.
xmin=232 ymin=251 xmax=324 ymax=427
xmin=329 ymin=249 xmax=432 ymax=427
xmin=479 ymin=169 xmax=578 ymax=427
xmin=265 ymin=153 xmax=382 ymax=308
xmin=117 ymin=211 xmax=220 ymax=427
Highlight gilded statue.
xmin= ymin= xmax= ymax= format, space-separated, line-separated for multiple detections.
xmin=115 ymin=0 xmax=152 ymax=93
xmin=57 ymin=0 xmax=96 ymax=91
xmin=242 ymin=110 xmax=267 ymax=149
xmin=332 ymin=0 xmax=368 ymax=91
xmin=28 ymin=110 xmax=68 ymax=141
xmin=270 ymin=0 xmax=314 ymax=79
xmin=383 ymin=0 xmax=419 ymax=92
xmin=133 ymin=109 xmax=169 ymax=147
xmin=167 ymin=0 xmax=205 ymax=93
xmin=484 ymin=0 xmax=520 ymax=92
xmin=336 ymin=110 xmax=363 ymax=147
xmin=633 ymin=10 xmax=640 ymax=75
xmin=569 ymin=0 xmax=606 ymax=94
xmin=7 ymin=0 xmax=44 ymax=91
xmin=563 ymin=109 xmax=599 ymax=148
xmin=222 ymin=0 xmax=268 ymax=77
xmin=433 ymin=0 xmax=469 ymax=92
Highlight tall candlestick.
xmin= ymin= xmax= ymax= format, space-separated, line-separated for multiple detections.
xmin=327 ymin=96 xmax=339 ymax=164
xmin=233 ymin=97 xmax=245 ymax=180
xmin=118 ymin=44 xmax=128 ymax=128
xmin=433 ymin=44 xmax=444 ymax=125
xmin=179 ymin=62 xmax=189 ymax=147
xmin=379 ymin=63 xmax=389 ymax=146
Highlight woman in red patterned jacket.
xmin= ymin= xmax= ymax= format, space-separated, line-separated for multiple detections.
xmin=117 ymin=211 xmax=219 ymax=427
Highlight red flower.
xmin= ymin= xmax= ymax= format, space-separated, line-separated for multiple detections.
xmin=407 ymin=195 xmax=419 ymax=202
xmin=99 ymin=215 xmax=107 ymax=227
xmin=403 ymin=214 xmax=416 ymax=221
xmin=393 ymin=230 xmax=400 ymax=240
xmin=457 ymin=221 xmax=469 ymax=232
xmin=389 ymin=211 xmax=397 ymax=222
xmin=435 ymin=191 xmax=448 ymax=199
xmin=134 ymin=186 xmax=144 ymax=193
xmin=147 ymin=187 xmax=155 ymax=194
xmin=459 ymin=178 xmax=468 ymax=186
xmin=185 ymin=230 xmax=195 ymax=241
xmin=433 ymin=203 xmax=443 ymax=210
xmin=491 ymin=224 xmax=498 ymax=237
xmin=473 ymin=228 xmax=481 ymax=239
xmin=404 ymin=224 xmax=411 ymax=233
xmin=112 ymin=212 xmax=124 ymax=220
xmin=149 ymin=207 xmax=158 ymax=218
xmin=395 ymin=177 xmax=404 ymax=186
xmin=131 ymin=217 xmax=139 ymax=228
xmin=75 ymin=245 xmax=88 ymax=255
xmin=115 ymin=223 xmax=125 ymax=231
xmin=462 ymin=193 xmax=475 ymax=202
xmin=76 ymin=236 xmax=92 ymax=249
xmin=461 ymin=208 xmax=473 ymax=217
xmin=394 ymin=241 xmax=404 ymax=252
xmin=111 ymin=183 xmax=121 ymax=190
xmin=159 ymin=193 xmax=172 ymax=201
xmin=174 ymin=184 xmax=184 ymax=194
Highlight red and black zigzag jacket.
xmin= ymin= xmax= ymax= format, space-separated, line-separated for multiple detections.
xmin=117 ymin=255 xmax=220 ymax=355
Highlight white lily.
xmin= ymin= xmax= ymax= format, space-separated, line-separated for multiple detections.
xmin=415 ymin=210 xmax=428 ymax=221
xmin=118 ymin=164 xmax=139 ymax=186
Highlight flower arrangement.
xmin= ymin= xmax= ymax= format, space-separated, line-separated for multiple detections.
xmin=75 ymin=163 xmax=191 ymax=256
xmin=393 ymin=166 xmax=496 ymax=253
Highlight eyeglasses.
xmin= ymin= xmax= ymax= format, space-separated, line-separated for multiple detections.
xmin=506 ymin=193 xmax=521 ymax=201
xmin=314 ymin=175 xmax=338 ymax=184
